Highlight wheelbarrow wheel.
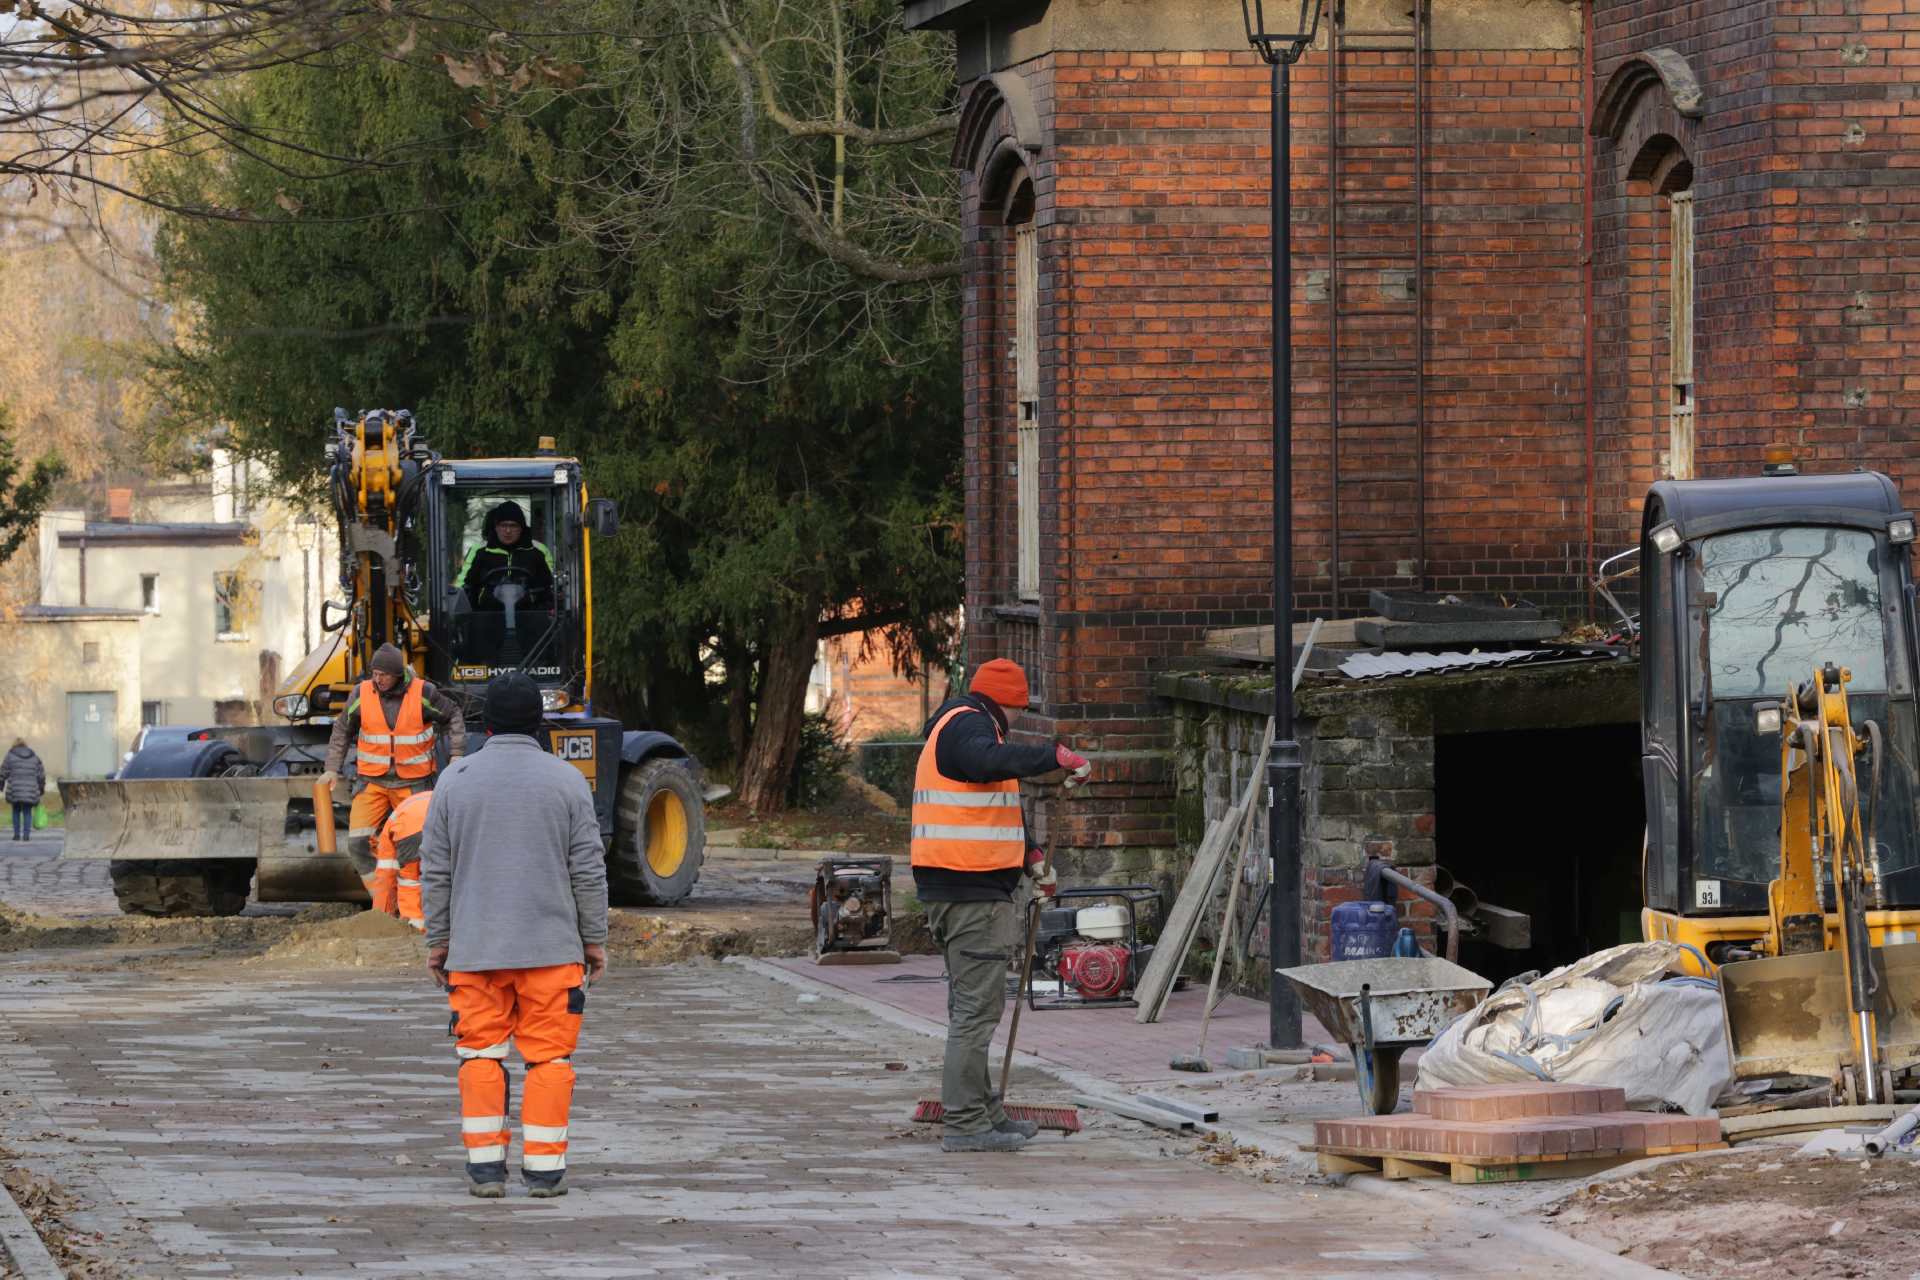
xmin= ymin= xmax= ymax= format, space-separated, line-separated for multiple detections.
xmin=1354 ymin=1045 xmax=1404 ymax=1115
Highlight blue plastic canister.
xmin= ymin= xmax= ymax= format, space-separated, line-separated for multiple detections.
xmin=1330 ymin=900 xmax=1399 ymax=960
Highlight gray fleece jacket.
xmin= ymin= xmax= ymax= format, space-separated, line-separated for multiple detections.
xmin=419 ymin=734 xmax=608 ymax=972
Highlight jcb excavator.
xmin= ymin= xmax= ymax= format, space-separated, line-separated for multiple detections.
xmin=1634 ymin=465 xmax=1920 ymax=1103
xmin=61 ymin=410 xmax=716 ymax=915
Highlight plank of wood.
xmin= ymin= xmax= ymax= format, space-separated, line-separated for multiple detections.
xmin=1315 ymin=1152 xmax=1376 ymax=1175
xmin=1450 ymin=1154 xmax=1649 ymax=1185
xmin=1720 ymin=1104 xmax=1900 ymax=1139
xmin=1381 ymin=1156 xmax=1447 ymax=1181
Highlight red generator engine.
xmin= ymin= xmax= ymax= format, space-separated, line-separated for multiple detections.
xmin=1027 ymin=884 xmax=1161 ymax=1010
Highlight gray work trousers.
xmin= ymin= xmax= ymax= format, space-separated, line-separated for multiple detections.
xmin=927 ymin=897 xmax=1015 ymax=1135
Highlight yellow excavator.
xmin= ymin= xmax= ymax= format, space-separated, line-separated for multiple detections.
xmin=1633 ymin=465 xmax=1920 ymax=1103
xmin=61 ymin=409 xmax=718 ymax=915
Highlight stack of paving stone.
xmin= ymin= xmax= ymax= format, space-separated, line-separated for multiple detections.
xmin=1310 ymin=1083 xmax=1725 ymax=1183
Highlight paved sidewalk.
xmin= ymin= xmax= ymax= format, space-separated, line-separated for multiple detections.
xmin=0 ymin=952 xmax=1611 ymax=1278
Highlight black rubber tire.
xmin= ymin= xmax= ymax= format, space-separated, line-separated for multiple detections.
xmin=108 ymin=860 xmax=254 ymax=917
xmin=608 ymin=759 xmax=706 ymax=906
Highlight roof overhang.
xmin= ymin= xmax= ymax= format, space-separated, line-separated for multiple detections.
xmin=901 ymin=0 xmax=1024 ymax=31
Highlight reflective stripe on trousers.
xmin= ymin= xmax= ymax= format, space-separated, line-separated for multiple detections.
xmin=448 ymin=965 xmax=584 ymax=1182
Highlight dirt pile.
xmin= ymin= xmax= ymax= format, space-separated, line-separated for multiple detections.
xmin=1549 ymin=1146 xmax=1920 ymax=1277
xmin=607 ymin=911 xmax=810 ymax=965
xmin=0 ymin=902 xmax=284 ymax=954
xmin=251 ymin=904 xmax=419 ymax=969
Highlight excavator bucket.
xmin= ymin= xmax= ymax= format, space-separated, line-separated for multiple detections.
xmin=1719 ymin=943 xmax=1920 ymax=1085
xmin=60 ymin=777 xmax=310 ymax=863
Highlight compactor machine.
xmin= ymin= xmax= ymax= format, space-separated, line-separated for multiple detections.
xmin=62 ymin=410 xmax=716 ymax=915
xmin=1635 ymin=466 xmax=1920 ymax=1103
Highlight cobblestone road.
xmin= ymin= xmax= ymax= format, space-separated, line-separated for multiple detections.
xmin=0 ymin=834 xmax=118 ymax=918
xmin=0 ymin=951 xmax=1604 ymax=1279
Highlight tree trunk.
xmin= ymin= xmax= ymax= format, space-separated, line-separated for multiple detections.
xmin=724 ymin=633 xmax=754 ymax=769
xmin=736 ymin=598 xmax=822 ymax=814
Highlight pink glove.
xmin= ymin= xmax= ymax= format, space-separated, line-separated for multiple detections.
xmin=1055 ymin=743 xmax=1091 ymax=789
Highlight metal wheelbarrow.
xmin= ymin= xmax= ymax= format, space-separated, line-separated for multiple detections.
xmin=1278 ymin=957 xmax=1492 ymax=1114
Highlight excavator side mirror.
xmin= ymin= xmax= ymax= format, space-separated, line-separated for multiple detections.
xmin=587 ymin=498 xmax=620 ymax=539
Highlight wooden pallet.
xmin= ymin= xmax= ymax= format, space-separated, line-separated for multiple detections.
xmin=1308 ymin=1141 xmax=1729 ymax=1185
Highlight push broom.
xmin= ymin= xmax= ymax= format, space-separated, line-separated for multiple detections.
xmin=913 ymin=885 xmax=1081 ymax=1134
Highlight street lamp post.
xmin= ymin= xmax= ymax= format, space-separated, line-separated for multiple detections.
xmin=1240 ymin=0 xmax=1325 ymax=1050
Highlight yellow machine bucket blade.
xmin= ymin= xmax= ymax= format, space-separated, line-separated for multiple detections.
xmin=1720 ymin=943 xmax=1920 ymax=1082
xmin=59 ymin=777 xmax=308 ymax=863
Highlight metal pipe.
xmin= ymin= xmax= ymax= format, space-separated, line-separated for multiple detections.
xmin=1268 ymin=50 xmax=1306 ymax=1050
xmin=1866 ymin=1102 xmax=1920 ymax=1156
xmin=1378 ymin=863 xmax=1459 ymax=964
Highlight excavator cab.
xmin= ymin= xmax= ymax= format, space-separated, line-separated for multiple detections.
xmin=1638 ymin=468 xmax=1920 ymax=1101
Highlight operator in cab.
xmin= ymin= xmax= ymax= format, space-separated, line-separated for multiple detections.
xmin=460 ymin=501 xmax=554 ymax=610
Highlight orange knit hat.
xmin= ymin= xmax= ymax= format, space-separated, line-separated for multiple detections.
xmin=969 ymin=658 xmax=1030 ymax=710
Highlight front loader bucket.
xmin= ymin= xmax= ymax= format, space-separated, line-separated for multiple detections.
xmin=60 ymin=777 xmax=310 ymax=863
xmin=1719 ymin=943 xmax=1920 ymax=1083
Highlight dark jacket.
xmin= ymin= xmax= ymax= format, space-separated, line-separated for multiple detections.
xmin=324 ymin=670 xmax=466 ymax=786
xmin=1 ymin=745 xmax=44 ymax=805
xmin=460 ymin=500 xmax=554 ymax=609
xmin=911 ymin=693 xmax=1059 ymax=903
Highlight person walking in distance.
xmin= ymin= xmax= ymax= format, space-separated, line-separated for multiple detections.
xmin=321 ymin=643 xmax=464 ymax=908
xmin=420 ymin=672 xmax=607 ymax=1198
xmin=912 ymin=658 xmax=1091 ymax=1153
xmin=1 ymin=740 xmax=44 ymax=842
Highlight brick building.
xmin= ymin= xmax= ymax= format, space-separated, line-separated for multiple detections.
xmin=906 ymin=0 xmax=1920 ymax=960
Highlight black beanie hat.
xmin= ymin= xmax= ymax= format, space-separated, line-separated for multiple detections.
xmin=487 ymin=501 xmax=530 ymax=543
xmin=371 ymin=643 xmax=407 ymax=677
xmin=483 ymin=672 xmax=544 ymax=736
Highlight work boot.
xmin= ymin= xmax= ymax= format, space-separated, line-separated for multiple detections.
xmin=942 ymin=1129 xmax=1029 ymax=1153
xmin=526 ymin=1178 xmax=567 ymax=1199
xmin=467 ymin=1179 xmax=506 ymax=1199
xmin=994 ymin=1116 xmax=1040 ymax=1139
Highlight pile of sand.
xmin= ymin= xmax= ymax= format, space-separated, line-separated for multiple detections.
xmin=251 ymin=905 xmax=421 ymax=969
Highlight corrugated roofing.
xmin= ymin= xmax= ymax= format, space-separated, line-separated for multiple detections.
xmin=1338 ymin=648 xmax=1612 ymax=680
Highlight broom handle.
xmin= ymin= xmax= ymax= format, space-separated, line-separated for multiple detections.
xmin=1000 ymin=897 xmax=1041 ymax=1101
xmin=1196 ymin=723 xmax=1273 ymax=1061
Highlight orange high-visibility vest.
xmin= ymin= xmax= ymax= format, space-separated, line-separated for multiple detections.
xmin=909 ymin=706 xmax=1025 ymax=872
xmin=356 ymin=678 xmax=436 ymax=779
xmin=377 ymin=790 xmax=432 ymax=928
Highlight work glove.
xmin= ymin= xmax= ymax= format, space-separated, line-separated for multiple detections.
xmin=1055 ymin=743 xmax=1092 ymax=789
xmin=1024 ymin=846 xmax=1057 ymax=898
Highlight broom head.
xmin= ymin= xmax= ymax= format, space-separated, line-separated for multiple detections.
xmin=912 ymin=1098 xmax=1081 ymax=1134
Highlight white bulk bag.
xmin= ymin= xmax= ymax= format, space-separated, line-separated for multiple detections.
xmin=1414 ymin=941 xmax=1732 ymax=1116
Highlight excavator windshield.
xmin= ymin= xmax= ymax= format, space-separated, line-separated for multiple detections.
xmin=432 ymin=478 xmax=581 ymax=689
xmin=1689 ymin=525 xmax=1920 ymax=910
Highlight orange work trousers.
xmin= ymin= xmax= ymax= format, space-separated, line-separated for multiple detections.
xmin=447 ymin=963 xmax=585 ymax=1188
xmin=347 ymin=782 xmax=414 ymax=913
xmin=396 ymin=860 xmax=424 ymax=932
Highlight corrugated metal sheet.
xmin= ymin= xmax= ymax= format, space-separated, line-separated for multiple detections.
xmin=1338 ymin=648 xmax=1611 ymax=681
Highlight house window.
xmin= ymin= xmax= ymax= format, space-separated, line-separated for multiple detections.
xmin=140 ymin=574 xmax=158 ymax=614
xmin=141 ymin=701 xmax=166 ymax=726
xmin=1668 ymin=190 xmax=1695 ymax=480
xmin=1014 ymin=219 xmax=1039 ymax=601
xmin=214 ymin=572 xmax=250 ymax=639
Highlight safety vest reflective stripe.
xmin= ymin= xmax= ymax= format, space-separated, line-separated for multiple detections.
xmin=911 ymin=823 xmax=1026 ymax=842
xmin=461 ymin=1115 xmax=507 ymax=1133
xmin=522 ymin=1124 xmax=567 ymax=1143
xmin=523 ymin=1153 xmax=566 ymax=1172
xmin=910 ymin=706 xmax=1025 ymax=873
xmin=465 ymin=1144 xmax=506 ymax=1163
xmin=457 ymin=1041 xmax=510 ymax=1060
xmin=348 ymin=826 xmax=379 ymax=840
xmin=375 ymin=859 xmax=400 ymax=870
xmin=911 ymin=789 xmax=1019 ymax=808
xmin=396 ymin=877 xmax=420 ymax=887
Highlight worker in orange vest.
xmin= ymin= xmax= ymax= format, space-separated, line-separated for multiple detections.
xmin=911 ymin=657 xmax=1089 ymax=1154
xmin=373 ymin=789 xmax=433 ymax=931
xmin=320 ymin=644 xmax=465 ymax=908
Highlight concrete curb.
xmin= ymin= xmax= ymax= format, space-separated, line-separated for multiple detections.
xmin=0 ymin=1169 xmax=66 ymax=1280
xmin=732 ymin=955 xmax=1683 ymax=1280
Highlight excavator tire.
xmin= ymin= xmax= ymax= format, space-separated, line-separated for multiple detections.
xmin=608 ymin=759 xmax=705 ymax=907
xmin=108 ymin=860 xmax=254 ymax=918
